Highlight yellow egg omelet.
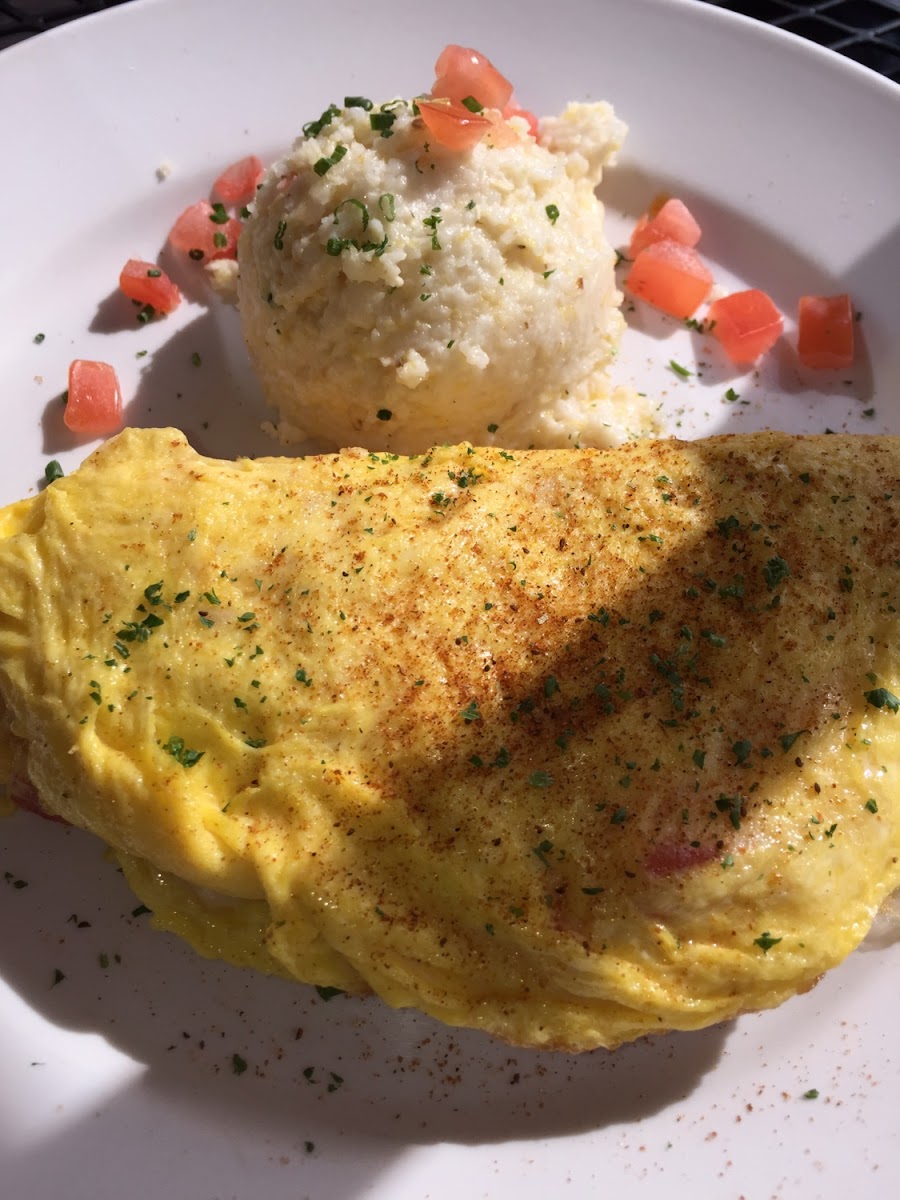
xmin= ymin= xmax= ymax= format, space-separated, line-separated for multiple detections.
xmin=0 ymin=427 xmax=898 ymax=1050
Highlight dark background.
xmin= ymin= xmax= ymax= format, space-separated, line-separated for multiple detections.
xmin=1 ymin=0 xmax=900 ymax=80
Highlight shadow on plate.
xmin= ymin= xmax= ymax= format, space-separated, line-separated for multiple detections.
xmin=0 ymin=812 xmax=728 ymax=1160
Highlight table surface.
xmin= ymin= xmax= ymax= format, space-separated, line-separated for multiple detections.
xmin=1 ymin=0 xmax=899 ymax=79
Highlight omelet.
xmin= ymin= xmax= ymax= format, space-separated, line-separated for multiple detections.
xmin=0 ymin=427 xmax=898 ymax=1051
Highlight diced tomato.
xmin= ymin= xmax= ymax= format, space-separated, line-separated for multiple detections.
xmin=625 ymin=239 xmax=713 ymax=319
xmin=707 ymin=289 xmax=783 ymax=364
xmin=797 ymin=293 xmax=855 ymax=368
xmin=417 ymin=98 xmax=493 ymax=151
xmin=629 ymin=198 xmax=702 ymax=259
xmin=433 ymin=44 xmax=513 ymax=110
xmin=118 ymin=259 xmax=182 ymax=314
xmin=501 ymin=94 xmax=539 ymax=138
xmin=213 ymin=155 xmax=264 ymax=205
xmin=65 ymin=360 xmax=123 ymax=435
xmin=169 ymin=200 xmax=241 ymax=263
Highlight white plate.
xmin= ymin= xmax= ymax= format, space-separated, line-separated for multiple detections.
xmin=1 ymin=2 xmax=898 ymax=1197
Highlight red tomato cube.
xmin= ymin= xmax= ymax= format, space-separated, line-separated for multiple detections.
xmin=119 ymin=259 xmax=181 ymax=314
xmin=169 ymin=201 xmax=241 ymax=263
xmin=629 ymin=198 xmax=702 ymax=259
xmin=707 ymin=289 xmax=783 ymax=364
xmin=797 ymin=294 xmax=855 ymax=368
xmin=626 ymin=239 xmax=713 ymax=319
xmin=417 ymin=99 xmax=492 ymax=150
xmin=433 ymin=45 xmax=513 ymax=110
xmin=213 ymin=155 xmax=264 ymax=205
xmin=65 ymin=360 xmax=123 ymax=435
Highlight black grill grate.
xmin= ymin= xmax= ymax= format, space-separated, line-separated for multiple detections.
xmin=0 ymin=1 xmax=129 ymax=50
xmin=1 ymin=0 xmax=899 ymax=82
xmin=704 ymin=0 xmax=900 ymax=80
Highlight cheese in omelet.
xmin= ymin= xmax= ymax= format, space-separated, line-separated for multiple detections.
xmin=0 ymin=427 xmax=898 ymax=1051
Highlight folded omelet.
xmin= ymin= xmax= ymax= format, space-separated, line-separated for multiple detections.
xmin=0 ymin=428 xmax=898 ymax=1050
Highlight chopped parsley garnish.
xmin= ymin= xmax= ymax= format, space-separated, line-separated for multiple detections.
xmin=754 ymin=931 xmax=782 ymax=953
xmin=33 ymin=332 xmax=46 ymax=344
xmin=779 ymin=730 xmax=806 ymax=752
xmin=532 ymin=838 xmax=554 ymax=866
xmin=44 ymin=460 xmax=64 ymax=484
xmin=117 ymin=611 xmax=164 ymax=643
xmin=865 ymin=798 xmax=879 ymax=813
xmin=231 ymin=1053 xmax=248 ymax=1075
xmin=529 ymin=770 xmax=554 ymax=788
xmin=763 ymin=556 xmax=791 ymax=591
xmin=209 ymin=202 xmax=229 ymax=225
xmin=545 ymin=204 xmax=560 ymax=225
xmin=716 ymin=793 xmax=744 ymax=831
xmin=315 ymin=986 xmax=345 ymax=1001
xmin=460 ymin=699 xmax=481 ymax=723
xmin=864 ymin=687 xmax=899 ymax=712
xmin=423 ymin=209 xmax=442 ymax=249
xmin=162 ymin=735 xmax=205 ymax=768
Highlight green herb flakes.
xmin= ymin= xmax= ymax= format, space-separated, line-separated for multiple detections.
xmin=162 ymin=735 xmax=205 ymax=768
xmin=754 ymin=931 xmax=782 ymax=953
xmin=315 ymin=986 xmax=345 ymax=1001
xmin=865 ymin=687 xmax=899 ymax=713
xmin=763 ymin=556 xmax=791 ymax=591
xmin=532 ymin=838 xmax=554 ymax=866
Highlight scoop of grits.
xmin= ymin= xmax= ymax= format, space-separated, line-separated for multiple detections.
xmin=235 ymin=99 xmax=651 ymax=452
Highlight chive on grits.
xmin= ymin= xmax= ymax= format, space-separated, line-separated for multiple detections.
xmin=230 ymin=95 xmax=651 ymax=452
